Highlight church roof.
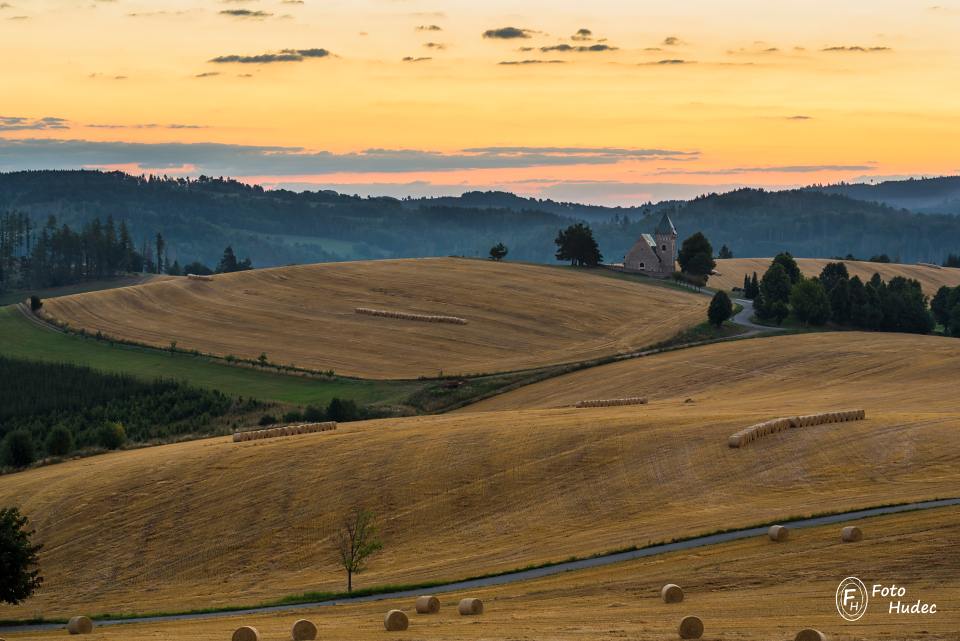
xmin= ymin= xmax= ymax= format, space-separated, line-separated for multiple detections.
xmin=641 ymin=233 xmax=656 ymax=248
xmin=655 ymin=213 xmax=677 ymax=236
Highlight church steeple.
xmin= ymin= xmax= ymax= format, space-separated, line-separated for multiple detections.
xmin=655 ymin=213 xmax=677 ymax=237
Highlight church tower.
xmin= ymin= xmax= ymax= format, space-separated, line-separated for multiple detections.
xmin=654 ymin=213 xmax=678 ymax=275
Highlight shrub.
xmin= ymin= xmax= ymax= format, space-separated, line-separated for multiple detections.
xmin=707 ymin=290 xmax=734 ymax=327
xmin=97 ymin=422 xmax=126 ymax=450
xmin=3 ymin=430 xmax=36 ymax=468
xmin=45 ymin=425 xmax=74 ymax=457
xmin=283 ymin=410 xmax=303 ymax=423
xmin=258 ymin=414 xmax=278 ymax=426
xmin=29 ymin=295 xmax=43 ymax=312
xmin=327 ymin=397 xmax=359 ymax=423
xmin=303 ymin=405 xmax=325 ymax=422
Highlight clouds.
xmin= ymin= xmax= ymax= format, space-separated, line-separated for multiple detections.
xmin=219 ymin=9 xmax=272 ymax=19
xmin=822 ymin=46 xmax=891 ymax=53
xmin=209 ymin=48 xmax=330 ymax=64
xmin=0 ymin=116 xmax=69 ymax=131
xmin=656 ymin=164 xmax=875 ymax=176
xmin=498 ymin=59 xmax=566 ymax=66
xmin=483 ymin=27 xmax=533 ymax=40
xmin=0 ymin=139 xmax=699 ymax=175
xmin=540 ymin=44 xmax=617 ymax=53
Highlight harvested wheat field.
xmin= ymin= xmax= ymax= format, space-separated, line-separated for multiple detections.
xmin=1 ymin=386 xmax=957 ymax=618
xmin=712 ymin=257 xmax=960 ymax=296
xmin=4 ymin=507 xmax=957 ymax=641
xmin=39 ymin=258 xmax=707 ymax=379
xmin=467 ymin=331 xmax=960 ymax=412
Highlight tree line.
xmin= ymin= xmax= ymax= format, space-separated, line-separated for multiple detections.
xmin=0 ymin=210 xmax=257 ymax=294
xmin=0 ymin=357 xmax=258 ymax=469
xmin=742 ymin=253 xmax=936 ymax=333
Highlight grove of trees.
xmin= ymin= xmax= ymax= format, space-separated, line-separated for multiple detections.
xmin=0 ymin=357 xmax=254 ymax=469
xmin=748 ymin=253 xmax=935 ymax=333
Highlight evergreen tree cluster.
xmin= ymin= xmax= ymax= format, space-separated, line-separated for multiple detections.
xmin=751 ymin=253 xmax=935 ymax=333
xmin=0 ymin=357 xmax=252 ymax=468
xmin=0 ymin=212 xmax=149 ymax=293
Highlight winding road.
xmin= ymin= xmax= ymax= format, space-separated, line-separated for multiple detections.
xmin=3 ymin=498 xmax=957 ymax=633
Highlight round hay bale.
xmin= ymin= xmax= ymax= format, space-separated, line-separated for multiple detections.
xmin=458 ymin=598 xmax=484 ymax=616
xmin=841 ymin=526 xmax=863 ymax=543
xmin=678 ymin=615 xmax=704 ymax=639
xmin=66 ymin=616 xmax=94 ymax=635
xmin=768 ymin=524 xmax=789 ymax=542
xmin=661 ymin=584 xmax=684 ymax=603
xmin=415 ymin=595 xmax=440 ymax=614
xmin=232 ymin=627 xmax=261 ymax=641
xmin=384 ymin=609 xmax=409 ymax=631
xmin=291 ymin=619 xmax=318 ymax=641
xmin=789 ymin=416 xmax=801 ymax=428
xmin=728 ymin=434 xmax=745 ymax=448
xmin=795 ymin=629 xmax=827 ymax=641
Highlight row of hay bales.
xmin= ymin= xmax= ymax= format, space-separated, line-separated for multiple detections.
xmin=728 ymin=409 xmax=866 ymax=448
xmin=575 ymin=397 xmax=648 ymax=408
xmin=187 ymin=273 xmax=214 ymax=281
xmin=355 ymin=307 xmax=468 ymax=325
xmin=229 ymin=596 xmax=482 ymax=640
xmin=233 ymin=421 xmax=337 ymax=443
xmin=768 ymin=523 xmax=864 ymax=544
xmin=659 ymin=583 xmax=826 ymax=640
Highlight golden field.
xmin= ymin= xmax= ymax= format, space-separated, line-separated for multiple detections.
xmin=1 ymin=341 xmax=957 ymax=619
xmin=712 ymin=257 xmax=960 ymax=296
xmin=4 ymin=507 xmax=957 ymax=641
xmin=39 ymin=258 xmax=707 ymax=379
xmin=467 ymin=331 xmax=960 ymax=412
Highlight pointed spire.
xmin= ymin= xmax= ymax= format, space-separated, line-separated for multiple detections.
xmin=655 ymin=213 xmax=677 ymax=236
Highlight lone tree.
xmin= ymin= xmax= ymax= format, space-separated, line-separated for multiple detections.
xmin=677 ymin=232 xmax=715 ymax=281
xmin=0 ymin=507 xmax=43 ymax=605
xmin=555 ymin=223 xmax=602 ymax=267
xmin=489 ymin=242 xmax=508 ymax=261
xmin=216 ymin=246 xmax=253 ymax=274
xmin=335 ymin=508 xmax=382 ymax=593
xmin=708 ymin=290 xmax=734 ymax=327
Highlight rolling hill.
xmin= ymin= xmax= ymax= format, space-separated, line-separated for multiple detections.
xmin=39 ymin=258 xmax=708 ymax=379
xmin=1 ymin=329 xmax=957 ymax=617
xmin=466 ymin=332 xmax=960 ymax=412
xmin=710 ymin=257 xmax=960 ymax=296
xmin=4 ymin=507 xmax=955 ymax=640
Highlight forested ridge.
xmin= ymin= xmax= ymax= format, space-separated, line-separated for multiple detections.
xmin=2 ymin=170 xmax=960 ymax=270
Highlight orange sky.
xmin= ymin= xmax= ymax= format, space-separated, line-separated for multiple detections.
xmin=1 ymin=0 xmax=958 ymax=204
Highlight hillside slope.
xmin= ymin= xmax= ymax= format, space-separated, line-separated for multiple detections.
xmin=40 ymin=258 xmax=707 ymax=379
xmin=5 ymin=508 xmax=956 ymax=640
xmin=465 ymin=332 xmax=960 ymax=412
xmin=1 ymin=334 xmax=958 ymax=616
xmin=711 ymin=257 xmax=960 ymax=296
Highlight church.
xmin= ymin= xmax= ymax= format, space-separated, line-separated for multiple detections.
xmin=622 ymin=213 xmax=678 ymax=278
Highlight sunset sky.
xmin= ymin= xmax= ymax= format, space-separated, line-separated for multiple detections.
xmin=1 ymin=0 xmax=958 ymax=204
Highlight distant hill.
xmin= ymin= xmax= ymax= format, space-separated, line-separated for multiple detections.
xmin=2 ymin=170 xmax=960 ymax=267
xmin=812 ymin=176 xmax=960 ymax=215
xmin=660 ymin=188 xmax=960 ymax=264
